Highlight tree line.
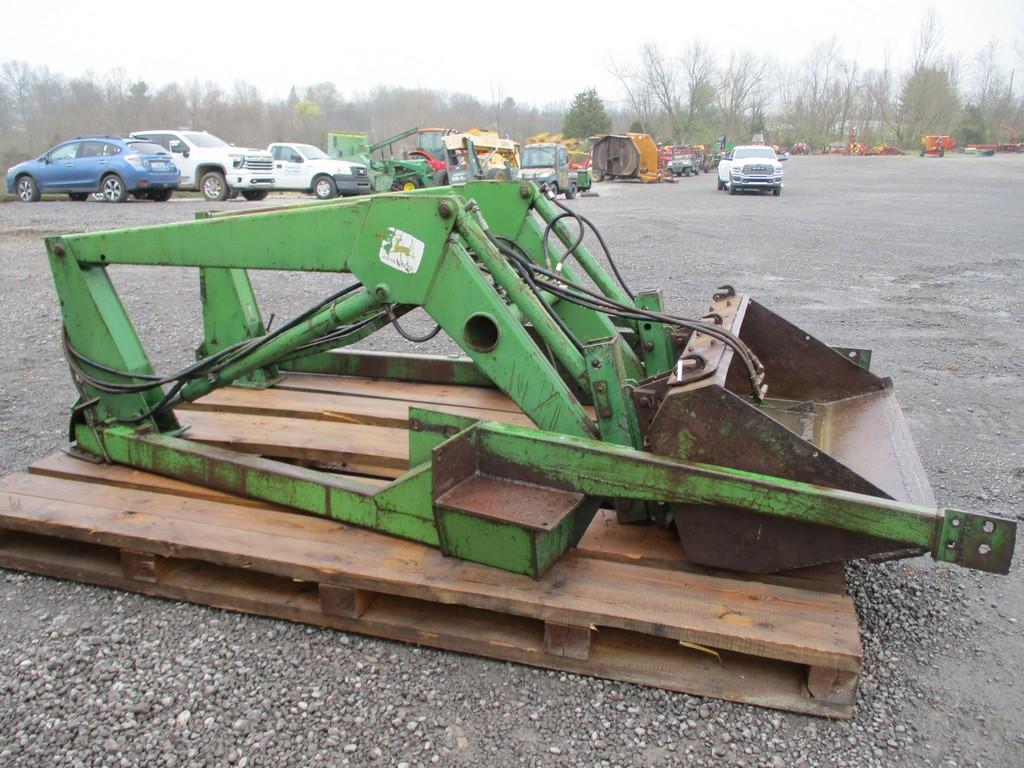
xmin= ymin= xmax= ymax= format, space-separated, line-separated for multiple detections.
xmin=0 ymin=68 xmax=570 ymax=169
xmin=1 ymin=8 xmax=1020 ymax=170
xmin=607 ymin=10 xmax=1022 ymax=149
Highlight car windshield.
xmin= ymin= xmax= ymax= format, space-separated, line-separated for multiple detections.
xmin=182 ymin=132 xmax=230 ymax=148
xmin=734 ymin=147 xmax=776 ymax=160
xmin=296 ymin=144 xmax=328 ymax=160
xmin=126 ymin=141 xmax=168 ymax=156
xmin=522 ymin=146 xmax=556 ymax=168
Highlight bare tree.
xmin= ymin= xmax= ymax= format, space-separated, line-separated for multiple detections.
xmin=639 ymin=44 xmax=684 ymax=141
xmin=606 ymin=55 xmax=657 ymax=132
xmin=717 ymin=50 xmax=771 ymax=138
xmin=680 ymin=41 xmax=717 ymax=136
xmin=912 ymin=5 xmax=943 ymax=73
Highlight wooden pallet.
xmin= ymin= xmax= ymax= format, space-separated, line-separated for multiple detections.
xmin=0 ymin=372 xmax=863 ymax=717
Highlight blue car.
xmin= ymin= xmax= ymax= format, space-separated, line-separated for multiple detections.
xmin=5 ymin=136 xmax=180 ymax=203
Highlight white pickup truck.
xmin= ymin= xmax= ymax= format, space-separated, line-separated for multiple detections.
xmin=717 ymin=145 xmax=785 ymax=196
xmin=267 ymin=142 xmax=371 ymax=199
xmin=130 ymin=129 xmax=275 ymax=201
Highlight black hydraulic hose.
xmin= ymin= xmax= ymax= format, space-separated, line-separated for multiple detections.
xmin=488 ymin=233 xmax=585 ymax=353
xmin=388 ymin=306 xmax=442 ymax=343
xmin=541 ymin=211 xmax=586 ymax=272
xmin=62 ymin=282 xmax=370 ymax=400
xmin=492 ymin=236 xmax=764 ymax=399
xmin=550 ymin=196 xmax=635 ymax=301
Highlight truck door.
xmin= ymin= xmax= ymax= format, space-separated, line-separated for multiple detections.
xmin=557 ymin=145 xmax=569 ymax=190
xmin=272 ymin=145 xmax=306 ymax=188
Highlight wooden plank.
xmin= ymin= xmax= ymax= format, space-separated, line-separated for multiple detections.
xmin=0 ymin=529 xmax=855 ymax=717
xmin=181 ymin=385 xmax=535 ymax=430
xmin=544 ymin=621 xmax=592 ymax=660
xmin=807 ymin=666 xmax=859 ymax=705
xmin=276 ymin=373 xmax=523 ymax=414
xmin=27 ymin=459 xmax=841 ymax=588
xmin=319 ymin=583 xmax=373 ymax=619
xmin=176 ymin=410 xmax=409 ymax=473
xmin=120 ymin=548 xmax=170 ymax=583
xmin=0 ymin=471 xmax=862 ymax=672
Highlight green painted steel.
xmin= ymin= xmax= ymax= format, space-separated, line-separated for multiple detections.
xmin=280 ymin=350 xmax=493 ymax=387
xmin=197 ymin=267 xmax=278 ymax=388
xmin=469 ymin=421 xmax=1012 ymax=572
xmin=634 ymin=290 xmax=676 ymax=373
xmin=43 ymin=180 xmax=1015 ymax=578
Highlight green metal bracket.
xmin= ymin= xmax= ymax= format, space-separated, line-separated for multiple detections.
xmin=933 ymin=508 xmax=1015 ymax=574
xmin=634 ymin=289 xmax=675 ymax=373
xmin=584 ymin=338 xmax=642 ymax=449
xmin=197 ymin=267 xmax=279 ymax=388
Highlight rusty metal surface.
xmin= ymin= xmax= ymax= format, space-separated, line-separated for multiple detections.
xmin=435 ymin=474 xmax=584 ymax=532
xmin=674 ymin=504 xmax=920 ymax=573
xmin=644 ymin=297 xmax=936 ymax=573
xmin=724 ymin=300 xmax=887 ymax=402
xmin=591 ymin=136 xmax=641 ymax=177
xmin=671 ymin=295 xmax=748 ymax=388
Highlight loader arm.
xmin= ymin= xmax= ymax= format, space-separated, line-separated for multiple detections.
xmin=45 ymin=181 xmax=1016 ymax=578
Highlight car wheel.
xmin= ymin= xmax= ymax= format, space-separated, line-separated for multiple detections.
xmin=565 ymin=183 xmax=577 ymax=200
xmin=200 ymin=170 xmax=229 ymax=201
xmin=241 ymin=190 xmax=270 ymax=201
xmin=16 ymin=176 xmax=40 ymax=203
xmin=773 ymin=187 xmax=782 ymax=197
xmin=717 ymin=178 xmax=724 ymax=191
xmin=549 ymin=183 xmax=560 ymax=198
xmin=313 ymin=176 xmax=337 ymax=199
xmin=728 ymin=182 xmax=737 ymax=195
xmin=68 ymin=192 xmax=88 ymax=202
xmin=101 ymin=174 xmax=128 ymax=203
xmin=149 ymin=189 xmax=173 ymax=202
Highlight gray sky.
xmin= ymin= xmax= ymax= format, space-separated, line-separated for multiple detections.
xmin=3 ymin=0 xmax=1021 ymax=107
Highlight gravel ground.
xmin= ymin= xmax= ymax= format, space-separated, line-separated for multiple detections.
xmin=0 ymin=155 xmax=1021 ymax=767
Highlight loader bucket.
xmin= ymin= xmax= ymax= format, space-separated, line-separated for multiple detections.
xmin=645 ymin=293 xmax=937 ymax=572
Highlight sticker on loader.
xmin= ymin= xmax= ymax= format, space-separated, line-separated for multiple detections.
xmin=378 ymin=227 xmax=424 ymax=274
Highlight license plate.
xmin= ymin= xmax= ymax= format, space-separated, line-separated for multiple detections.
xmin=151 ymin=162 xmax=168 ymax=171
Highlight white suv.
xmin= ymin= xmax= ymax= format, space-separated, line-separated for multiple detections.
xmin=131 ymin=130 xmax=275 ymax=201
xmin=267 ymin=142 xmax=371 ymax=199
xmin=718 ymin=145 xmax=784 ymax=196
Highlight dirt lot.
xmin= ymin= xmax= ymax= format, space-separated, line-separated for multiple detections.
xmin=0 ymin=155 xmax=1021 ymax=767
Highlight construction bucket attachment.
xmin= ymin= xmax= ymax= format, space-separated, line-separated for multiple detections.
xmin=39 ymin=181 xmax=1014 ymax=582
xmin=642 ymin=290 xmax=959 ymax=572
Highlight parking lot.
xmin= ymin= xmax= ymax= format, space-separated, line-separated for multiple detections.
xmin=0 ymin=155 xmax=1022 ymax=767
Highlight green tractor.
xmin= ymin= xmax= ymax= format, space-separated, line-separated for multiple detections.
xmin=327 ymin=131 xmax=436 ymax=192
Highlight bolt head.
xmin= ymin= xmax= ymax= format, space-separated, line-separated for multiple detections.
xmin=437 ymin=201 xmax=453 ymax=219
xmin=53 ymin=244 xmax=66 ymax=257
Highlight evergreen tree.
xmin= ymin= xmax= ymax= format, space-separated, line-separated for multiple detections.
xmin=563 ymin=88 xmax=611 ymax=138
